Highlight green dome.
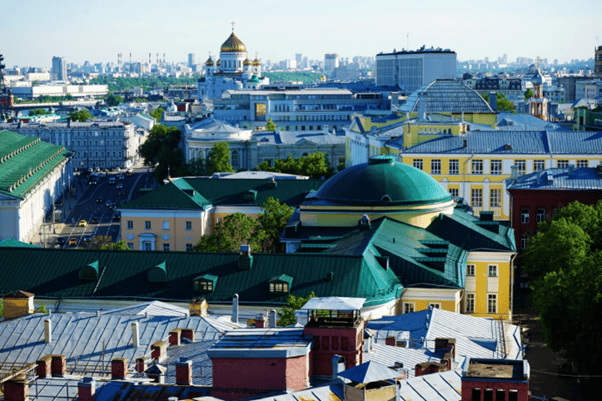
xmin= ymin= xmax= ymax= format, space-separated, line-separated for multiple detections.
xmin=316 ymin=156 xmax=451 ymax=206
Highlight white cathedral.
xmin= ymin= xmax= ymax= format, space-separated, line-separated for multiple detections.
xmin=198 ymin=27 xmax=268 ymax=100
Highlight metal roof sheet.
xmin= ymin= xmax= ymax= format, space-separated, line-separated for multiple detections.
xmin=208 ymin=328 xmax=312 ymax=358
xmin=302 ymin=297 xmax=366 ymax=311
xmin=337 ymin=360 xmax=401 ymax=383
xmin=507 ymin=167 xmax=602 ymax=191
xmin=399 ymin=79 xmax=493 ymax=114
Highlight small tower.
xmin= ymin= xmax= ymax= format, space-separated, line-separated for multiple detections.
xmin=302 ymin=297 xmax=366 ymax=377
xmin=243 ymin=57 xmax=252 ymax=80
xmin=252 ymin=52 xmax=261 ymax=76
xmin=529 ymin=57 xmax=548 ymax=120
xmin=204 ymin=54 xmax=214 ymax=76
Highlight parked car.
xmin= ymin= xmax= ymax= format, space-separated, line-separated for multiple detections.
xmin=112 ymin=213 xmax=121 ymax=221
xmin=83 ymin=235 xmax=92 ymax=243
xmin=69 ymin=237 xmax=78 ymax=246
xmin=118 ymin=175 xmax=125 ymax=180
xmin=106 ymin=201 xmax=112 ymax=208
xmin=96 ymin=197 xmax=103 ymax=203
xmin=90 ymin=216 xmax=100 ymax=224
xmin=78 ymin=220 xmax=87 ymax=227
xmin=109 ymin=177 xmax=116 ymax=185
xmin=56 ymin=237 xmax=66 ymax=245
xmin=116 ymin=183 xmax=123 ymax=189
xmin=119 ymin=190 xmax=126 ymax=196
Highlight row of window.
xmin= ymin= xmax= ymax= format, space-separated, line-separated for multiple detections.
xmin=466 ymin=264 xmax=497 ymax=277
xmin=412 ymin=158 xmax=591 ymax=175
xmin=74 ymin=151 xmax=122 ymax=159
xmin=127 ymin=220 xmax=194 ymax=230
xmin=521 ymin=208 xmax=547 ymax=224
xmin=130 ymin=242 xmax=195 ymax=252
xmin=465 ymin=293 xmax=497 ymax=314
xmin=448 ymin=187 xmax=503 ymax=208
xmin=192 ymin=279 xmax=289 ymax=294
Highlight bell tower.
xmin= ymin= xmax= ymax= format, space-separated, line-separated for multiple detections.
xmin=528 ymin=56 xmax=548 ymax=120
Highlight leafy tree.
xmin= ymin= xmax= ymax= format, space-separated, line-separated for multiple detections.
xmin=481 ymin=93 xmax=514 ymax=112
xmin=35 ymin=303 xmax=48 ymax=313
xmin=139 ymin=124 xmax=186 ymax=183
xmin=206 ymin=142 xmax=235 ymax=174
xmin=193 ymin=213 xmax=263 ymax=253
xmin=69 ymin=109 xmax=92 ymax=122
xmin=278 ymin=292 xmax=316 ymax=326
xmin=106 ymin=93 xmax=124 ymax=107
xmin=186 ymin=157 xmax=210 ymax=176
xmin=89 ymin=235 xmax=130 ymax=250
xmin=257 ymin=197 xmax=295 ymax=253
xmin=149 ymin=107 xmax=164 ymax=122
xmin=524 ymin=88 xmax=534 ymax=100
xmin=0 ymin=299 xmax=3 ymax=318
xmin=523 ymin=201 xmax=602 ymax=373
xmin=29 ymin=109 xmax=50 ymax=116
xmin=265 ymin=118 xmax=277 ymax=131
xmin=257 ymin=152 xmax=335 ymax=179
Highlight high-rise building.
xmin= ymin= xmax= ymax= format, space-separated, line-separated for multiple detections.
xmin=51 ymin=56 xmax=67 ymax=81
xmin=188 ymin=53 xmax=196 ymax=68
xmin=324 ymin=54 xmax=339 ymax=74
xmin=595 ymin=45 xmax=602 ymax=78
xmin=295 ymin=53 xmax=302 ymax=67
xmin=375 ymin=46 xmax=456 ymax=93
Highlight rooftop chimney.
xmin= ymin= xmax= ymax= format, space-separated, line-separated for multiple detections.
xmin=3 ymin=375 xmax=29 ymax=401
xmin=181 ymin=328 xmax=195 ymax=342
xmin=189 ymin=298 xmax=208 ymax=317
xmin=136 ymin=357 xmax=147 ymax=374
xmin=238 ymin=245 xmax=253 ymax=270
xmin=232 ymin=294 xmax=239 ymax=324
xmin=169 ymin=329 xmax=181 ymax=347
xmin=151 ymin=341 xmax=167 ymax=362
xmin=359 ymin=214 xmax=371 ymax=230
xmin=510 ymin=165 xmax=518 ymax=180
xmin=36 ymin=356 xmax=52 ymax=379
xmin=176 ymin=357 xmax=193 ymax=385
xmin=78 ymin=378 xmax=95 ymax=401
xmin=489 ymin=91 xmax=497 ymax=111
xmin=131 ymin=322 xmax=139 ymax=348
xmin=255 ymin=313 xmax=266 ymax=328
xmin=44 ymin=319 xmax=52 ymax=343
xmin=269 ymin=309 xmax=277 ymax=328
xmin=568 ymin=164 xmax=574 ymax=175
xmin=111 ymin=358 xmax=128 ymax=380
xmin=51 ymin=355 xmax=66 ymax=377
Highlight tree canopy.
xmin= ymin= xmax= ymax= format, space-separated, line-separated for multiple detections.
xmin=257 ymin=152 xmax=335 ymax=179
xmin=106 ymin=93 xmax=124 ymax=107
xmin=265 ymin=118 xmax=277 ymax=131
xmin=206 ymin=141 xmax=235 ymax=174
xmin=524 ymin=88 xmax=534 ymax=100
xmin=90 ymin=235 xmax=131 ymax=250
xmin=278 ymin=292 xmax=316 ymax=326
xmin=257 ymin=197 xmax=295 ymax=253
xmin=149 ymin=107 xmax=164 ymax=122
xmin=138 ymin=124 xmax=186 ymax=183
xmin=69 ymin=109 xmax=93 ymax=122
xmin=29 ymin=109 xmax=51 ymax=116
xmin=523 ymin=201 xmax=602 ymax=373
xmin=481 ymin=93 xmax=515 ymax=112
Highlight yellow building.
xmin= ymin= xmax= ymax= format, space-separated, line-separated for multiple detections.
xmin=281 ymin=156 xmax=516 ymax=320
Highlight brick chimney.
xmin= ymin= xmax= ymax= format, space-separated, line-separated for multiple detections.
xmin=435 ymin=338 xmax=456 ymax=359
xmin=189 ymin=297 xmax=207 ymax=317
xmin=111 ymin=358 xmax=128 ymax=380
xmin=255 ymin=313 xmax=266 ymax=328
xmin=3 ymin=375 xmax=29 ymax=401
xmin=175 ymin=357 xmax=192 ymax=385
xmin=136 ymin=357 xmax=147 ymax=374
xmin=415 ymin=361 xmax=448 ymax=377
xmin=151 ymin=341 xmax=167 ymax=361
xmin=36 ymin=355 xmax=52 ymax=379
xmin=145 ymin=364 xmax=166 ymax=384
xmin=51 ymin=355 xmax=66 ymax=377
xmin=180 ymin=328 xmax=195 ymax=342
xmin=78 ymin=377 xmax=96 ymax=401
xmin=169 ymin=329 xmax=181 ymax=347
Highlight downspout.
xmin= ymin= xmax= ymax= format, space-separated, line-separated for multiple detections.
xmin=510 ymin=252 xmax=517 ymax=321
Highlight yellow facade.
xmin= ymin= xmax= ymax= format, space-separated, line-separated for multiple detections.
xmin=121 ymin=214 xmax=206 ymax=252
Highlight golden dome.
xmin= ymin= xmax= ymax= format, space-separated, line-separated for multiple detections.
xmin=252 ymin=57 xmax=261 ymax=66
xmin=216 ymin=59 xmax=221 ymax=66
xmin=243 ymin=58 xmax=251 ymax=66
xmin=220 ymin=31 xmax=246 ymax=53
xmin=205 ymin=57 xmax=214 ymax=66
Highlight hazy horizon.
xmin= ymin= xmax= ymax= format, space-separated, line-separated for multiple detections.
xmin=2 ymin=0 xmax=601 ymax=69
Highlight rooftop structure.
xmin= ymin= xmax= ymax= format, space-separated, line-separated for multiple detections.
xmin=399 ymin=79 xmax=494 ymax=114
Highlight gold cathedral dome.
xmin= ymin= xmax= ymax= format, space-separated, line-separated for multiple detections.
xmin=243 ymin=58 xmax=251 ymax=66
xmin=220 ymin=31 xmax=246 ymax=53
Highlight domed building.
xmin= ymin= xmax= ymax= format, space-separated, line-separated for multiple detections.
xmin=282 ymin=155 xmax=516 ymax=320
xmin=198 ymin=27 xmax=269 ymax=101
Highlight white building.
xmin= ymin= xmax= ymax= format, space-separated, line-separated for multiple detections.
xmin=10 ymin=84 xmax=109 ymax=99
xmin=197 ymin=28 xmax=267 ymax=100
xmin=575 ymin=79 xmax=602 ymax=100
xmin=0 ymin=120 xmax=140 ymax=169
xmin=376 ymin=46 xmax=457 ymax=92
xmin=0 ymin=130 xmax=73 ymax=243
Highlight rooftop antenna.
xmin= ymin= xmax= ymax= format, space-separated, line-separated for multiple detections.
xmin=232 ymin=21 xmax=235 ymax=32
xmin=163 ymin=53 xmax=165 ymax=64
xmin=129 ymin=53 xmax=132 ymax=63
xmin=149 ymin=53 xmax=151 ymax=64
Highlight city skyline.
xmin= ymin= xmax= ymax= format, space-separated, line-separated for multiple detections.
xmin=2 ymin=0 xmax=601 ymax=68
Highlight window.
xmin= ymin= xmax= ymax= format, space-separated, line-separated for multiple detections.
xmin=449 ymin=159 xmax=459 ymax=175
xmin=429 ymin=303 xmax=441 ymax=309
xmin=490 ymin=188 xmax=502 ymax=207
xmin=520 ymin=237 xmax=528 ymax=250
xmin=491 ymin=160 xmax=502 ymax=175
xmin=557 ymin=159 xmax=569 ymax=168
xmin=145 ymin=221 xmax=151 ymax=230
xmin=143 ymin=242 xmax=152 ymax=251
xmin=127 ymin=220 xmax=133 ymax=230
xmin=185 ymin=221 xmax=192 ymax=230
xmin=449 ymin=188 xmax=459 ymax=198
xmin=163 ymin=243 xmax=170 ymax=251
xmin=466 ymin=293 xmax=475 ymax=313
xmin=488 ymin=294 xmax=497 ymax=314
xmin=162 ymin=221 xmax=169 ymax=230
xmin=515 ymin=160 xmax=526 ymax=175
xmin=186 ymin=243 xmax=193 ymax=252
xmin=127 ymin=242 xmax=134 ymax=250
xmin=413 ymin=159 xmax=423 ymax=170
xmin=197 ymin=280 xmax=213 ymax=292
xmin=403 ymin=302 xmax=415 ymax=314
xmin=577 ymin=159 xmax=588 ymax=168
xmin=521 ymin=209 xmax=529 ymax=224
xmin=536 ymin=208 xmax=546 ymax=223
xmin=488 ymin=265 xmax=497 ymax=277
xmin=269 ymin=282 xmax=289 ymax=293
xmin=466 ymin=264 xmax=475 ymax=276
xmin=471 ymin=188 xmax=483 ymax=207
xmin=231 ymin=150 xmax=239 ymax=166
xmin=471 ymin=159 xmax=483 ymax=175
xmin=534 ymin=160 xmax=545 ymax=172
xmin=431 ymin=159 xmax=441 ymax=175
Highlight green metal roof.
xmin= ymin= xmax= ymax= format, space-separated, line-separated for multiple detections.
xmin=0 ymin=130 xmax=72 ymax=199
xmin=0 ymin=248 xmax=401 ymax=307
xmin=314 ymin=156 xmax=451 ymax=207
xmin=0 ymin=238 xmax=39 ymax=248
xmin=122 ymin=177 xmax=325 ymax=210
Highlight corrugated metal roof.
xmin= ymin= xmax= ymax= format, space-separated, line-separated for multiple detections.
xmin=399 ymin=79 xmax=494 ymax=114
xmin=0 ymin=238 xmax=39 ymax=248
xmin=495 ymin=112 xmax=568 ymax=131
xmin=337 ymin=360 xmax=401 ymax=383
xmin=208 ymin=328 xmax=312 ymax=358
xmin=397 ymin=370 xmax=462 ymax=401
xmin=507 ymin=167 xmax=602 ymax=191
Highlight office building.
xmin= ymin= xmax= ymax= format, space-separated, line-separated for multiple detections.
xmin=188 ymin=53 xmax=195 ymax=68
xmin=51 ymin=56 xmax=67 ymax=81
xmin=324 ymin=53 xmax=339 ymax=74
xmin=376 ymin=46 xmax=456 ymax=93
xmin=596 ymin=45 xmax=602 ymax=78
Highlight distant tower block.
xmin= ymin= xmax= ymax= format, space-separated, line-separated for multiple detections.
xmin=596 ymin=45 xmax=602 ymax=78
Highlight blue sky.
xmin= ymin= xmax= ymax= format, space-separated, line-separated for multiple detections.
xmin=2 ymin=0 xmax=600 ymax=68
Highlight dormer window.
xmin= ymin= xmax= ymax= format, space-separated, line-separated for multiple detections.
xmin=194 ymin=274 xmax=218 ymax=293
xmin=269 ymin=274 xmax=293 ymax=294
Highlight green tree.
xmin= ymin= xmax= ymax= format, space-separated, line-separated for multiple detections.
xmin=523 ymin=201 xmax=602 ymax=373
xmin=35 ymin=303 xmax=48 ymax=313
xmin=186 ymin=157 xmax=210 ymax=176
xmin=278 ymin=292 xmax=316 ymax=326
xmin=69 ymin=109 xmax=93 ymax=122
xmin=149 ymin=107 xmax=164 ymax=122
xmin=206 ymin=142 xmax=235 ymax=174
xmin=258 ymin=152 xmax=335 ymax=179
xmin=106 ymin=93 xmax=124 ymax=107
xmin=524 ymin=88 xmax=534 ymax=100
xmin=139 ymin=124 xmax=186 ymax=183
xmin=193 ymin=213 xmax=263 ymax=253
xmin=90 ymin=235 xmax=131 ymax=250
xmin=481 ymin=93 xmax=515 ymax=112
xmin=0 ymin=299 xmax=3 ymax=318
xmin=257 ymin=197 xmax=295 ymax=253
xmin=265 ymin=118 xmax=277 ymax=131
xmin=29 ymin=109 xmax=50 ymax=116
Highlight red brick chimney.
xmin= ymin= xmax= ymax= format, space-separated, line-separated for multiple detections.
xmin=3 ymin=375 xmax=29 ymax=401
xmin=111 ymin=358 xmax=128 ymax=380
xmin=175 ymin=358 xmax=192 ymax=385
xmin=136 ymin=357 xmax=147 ymax=374
xmin=78 ymin=378 xmax=96 ymax=401
xmin=169 ymin=329 xmax=181 ymax=347
xmin=36 ymin=355 xmax=52 ymax=379
xmin=255 ymin=313 xmax=266 ymax=328
xmin=51 ymin=355 xmax=66 ymax=377
xmin=435 ymin=338 xmax=456 ymax=359
xmin=385 ymin=336 xmax=396 ymax=346
xmin=151 ymin=341 xmax=167 ymax=361
xmin=415 ymin=361 xmax=448 ymax=377
xmin=181 ymin=328 xmax=195 ymax=342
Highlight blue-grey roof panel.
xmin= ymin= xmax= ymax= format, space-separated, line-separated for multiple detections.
xmin=507 ymin=167 xmax=602 ymax=191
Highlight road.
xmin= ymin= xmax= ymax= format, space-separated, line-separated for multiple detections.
xmin=50 ymin=168 xmax=155 ymax=249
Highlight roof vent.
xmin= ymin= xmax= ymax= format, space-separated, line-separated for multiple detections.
xmin=504 ymin=143 xmax=512 ymax=150
xmin=359 ymin=214 xmax=371 ymax=230
xmin=267 ymin=177 xmax=277 ymax=188
xmin=182 ymin=189 xmax=195 ymax=197
xmin=463 ymin=139 xmax=467 ymax=148
xmin=327 ymin=272 xmax=334 ymax=281
xmin=381 ymin=194 xmax=392 ymax=202
xmin=567 ymin=164 xmax=574 ymax=175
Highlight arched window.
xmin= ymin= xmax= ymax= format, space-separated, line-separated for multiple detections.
xmin=231 ymin=150 xmax=239 ymax=167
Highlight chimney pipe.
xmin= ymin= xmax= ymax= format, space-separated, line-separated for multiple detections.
xmin=255 ymin=313 xmax=266 ymax=328
xmin=232 ymin=294 xmax=239 ymax=324
xmin=111 ymin=358 xmax=128 ymax=380
xmin=489 ymin=91 xmax=497 ymax=111
xmin=132 ymin=322 xmax=139 ymax=348
xmin=269 ymin=309 xmax=277 ymax=327
xmin=78 ymin=378 xmax=95 ymax=401
xmin=44 ymin=319 xmax=52 ymax=343
xmin=176 ymin=357 xmax=193 ymax=385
